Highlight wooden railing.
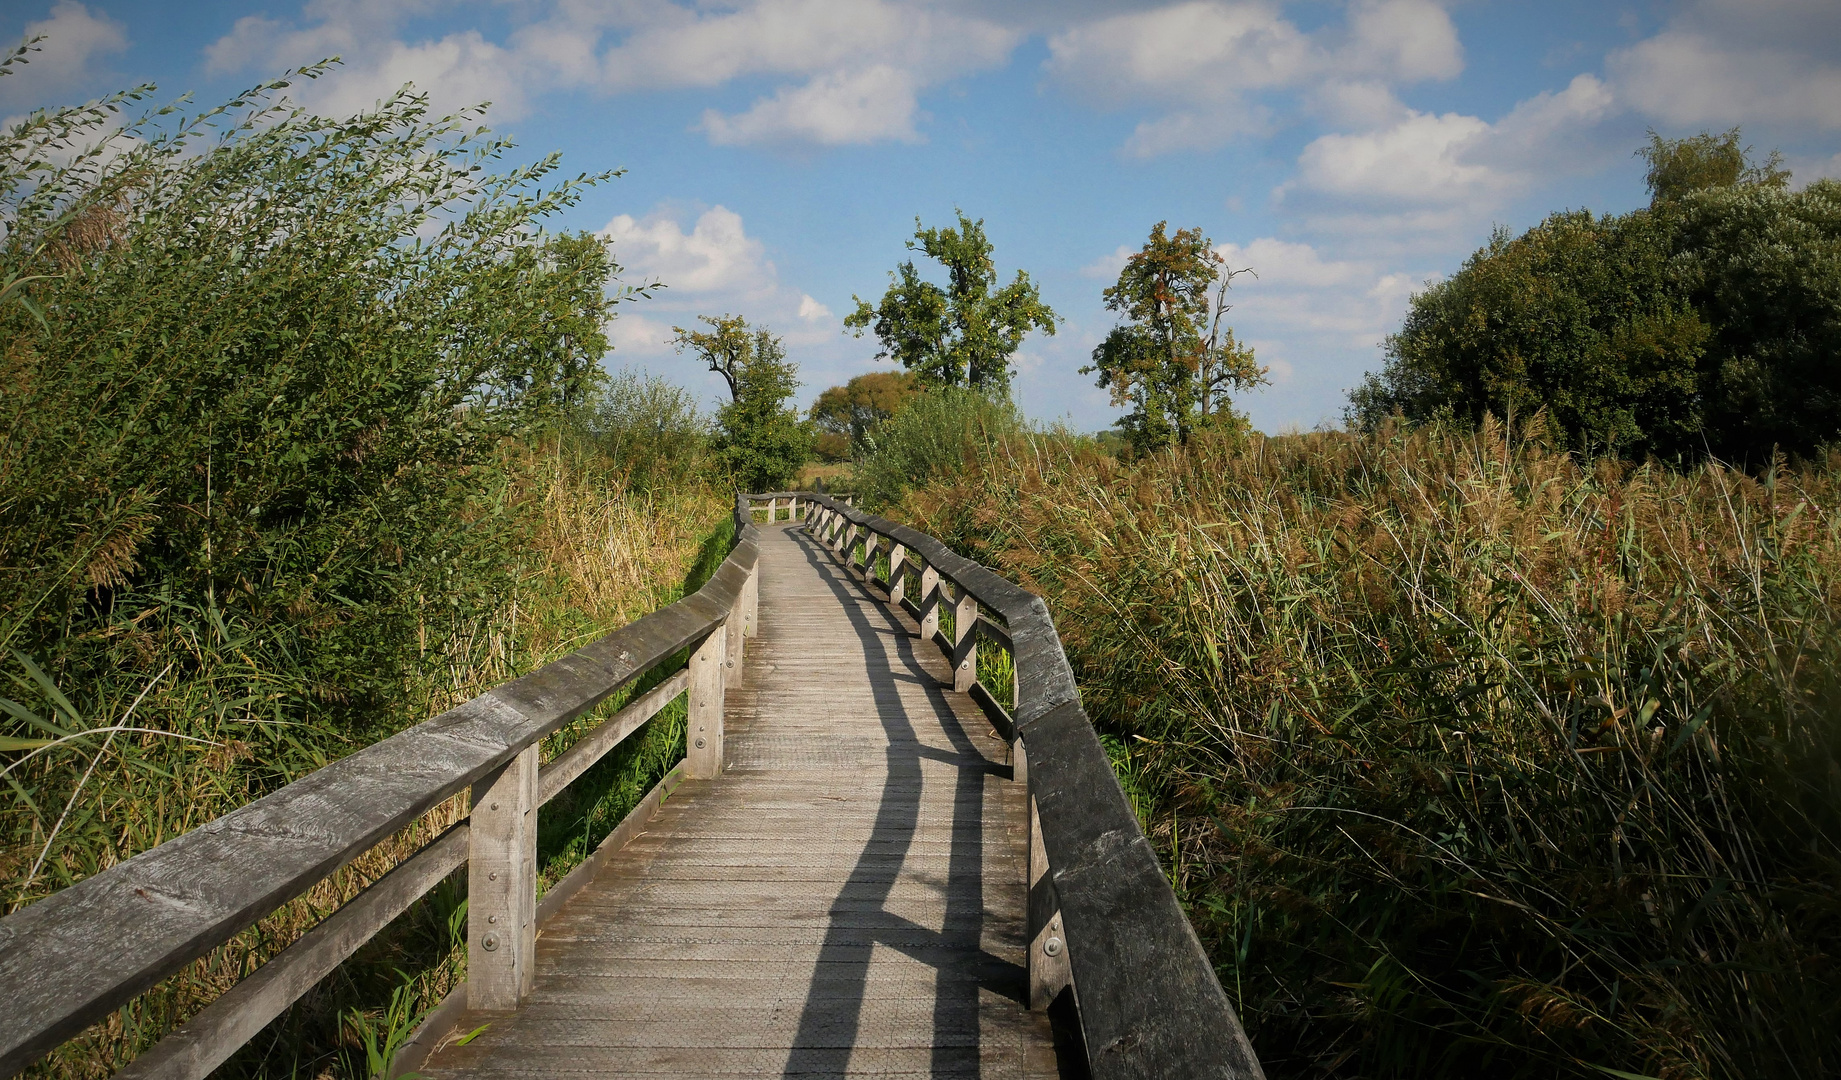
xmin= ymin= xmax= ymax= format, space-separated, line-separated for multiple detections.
xmin=0 ymin=498 xmax=765 ymax=1080
xmin=772 ymin=492 xmax=1266 ymax=1080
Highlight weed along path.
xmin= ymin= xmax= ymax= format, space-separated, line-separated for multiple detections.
xmin=418 ymin=520 xmax=1059 ymax=1078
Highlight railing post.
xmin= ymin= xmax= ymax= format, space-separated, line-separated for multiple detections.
xmin=744 ymin=557 xmax=760 ymax=639
xmin=887 ymin=544 xmax=907 ymax=608
xmin=767 ymin=496 xmax=777 ymax=522
xmin=952 ymin=589 xmax=978 ymax=693
xmin=860 ymin=532 xmax=879 ymax=577
xmin=919 ymin=566 xmax=940 ymax=641
xmin=1027 ymin=790 xmax=1073 ymax=1012
xmin=468 ymin=745 xmax=538 ymax=1011
xmin=687 ymin=625 xmax=726 ymax=778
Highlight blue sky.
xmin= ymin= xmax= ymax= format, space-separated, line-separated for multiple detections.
xmin=6 ymin=1 xmax=1841 ymax=433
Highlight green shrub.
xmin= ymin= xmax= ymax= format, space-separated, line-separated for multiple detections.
xmin=854 ymin=386 xmax=1019 ymax=508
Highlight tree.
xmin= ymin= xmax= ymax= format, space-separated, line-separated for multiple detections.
xmin=1083 ymin=222 xmax=1265 ymax=454
xmin=1349 ymin=129 xmax=1839 ymax=463
xmin=673 ymin=315 xmax=810 ymax=490
xmin=809 ymin=370 xmax=921 ymax=459
xmin=1641 ymin=128 xmax=1788 ymax=205
xmin=1346 ymin=211 xmax=1707 ymax=457
xmin=845 ymin=210 xmax=1057 ymax=397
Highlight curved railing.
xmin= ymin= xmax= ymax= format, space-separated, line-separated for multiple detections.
xmin=0 ymin=498 xmax=765 ymax=1080
xmin=772 ymin=492 xmax=1265 ymax=1080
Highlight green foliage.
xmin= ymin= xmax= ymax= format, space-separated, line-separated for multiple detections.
xmin=854 ymin=386 xmax=1019 ymax=509
xmin=0 ymin=63 xmax=628 ymax=785
xmin=1671 ymin=180 xmax=1841 ymax=460
xmin=809 ymin=370 xmax=920 ymax=460
xmin=844 ymin=210 xmax=1057 ymax=397
xmin=1353 ymin=130 xmax=1839 ymax=464
xmin=673 ymin=314 xmax=810 ymax=491
xmin=1640 ymin=128 xmax=1787 ymax=205
xmin=574 ymin=372 xmax=711 ymax=494
xmin=1348 ymin=210 xmax=1708 ymax=457
xmin=902 ymin=421 xmax=1841 ymax=1080
xmin=0 ymin=58 xmax=737 ymax=1079
xmin=1084 ymin=222 xmax=1265 ymax=454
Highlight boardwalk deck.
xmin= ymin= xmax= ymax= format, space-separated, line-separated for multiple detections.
xmin=419 ymin=521 xmax=1061 ymax=1078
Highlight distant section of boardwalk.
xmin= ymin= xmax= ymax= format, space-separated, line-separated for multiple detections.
xmin=421 ymin=521 xmax=1060 ymax=1078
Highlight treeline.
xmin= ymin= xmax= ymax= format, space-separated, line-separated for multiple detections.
xmin=1353 ymin=130 xmax=1841 ymax=462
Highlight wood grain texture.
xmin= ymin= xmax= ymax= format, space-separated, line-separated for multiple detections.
xmin=419 ymin=522 xmax=1059 ymax=1078
xmin=797 ymin=495 xmax=1266 ymax=1080
xmin=113 ymin=824 xmax=469 ymax=1080
xmin=0 ymin=528 xmax=758 ymax=1078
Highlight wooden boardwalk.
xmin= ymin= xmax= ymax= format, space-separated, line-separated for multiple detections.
xmin=420 ymin=521 xmax=1061 ymax=1078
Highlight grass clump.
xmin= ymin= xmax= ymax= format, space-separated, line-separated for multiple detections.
xmin=900 ymin=418 xmax=1841 ymax=1080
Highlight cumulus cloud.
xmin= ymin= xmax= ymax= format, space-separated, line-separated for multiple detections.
xmin=601 ymin=206 xmax=775 ymax=297
xmin=203 ymin=2 xmax=531 ymax=117
xmin=204 ymin=0 xmax=1017 ymax=146
xmin=1280 ymin=73 xmax=1616 ymax=241
xmin=0 ymin=2 xmax=128 ymax=110
xmin=702 ymin=65 xmax=922 ymax=146
xmin=1045 ymin=0 xmax=1461 ymax=155
xmin=598 ymin=204 xmax=839 ymax=373
xmin=1608 ymin=0 xmax=1841 ymax=131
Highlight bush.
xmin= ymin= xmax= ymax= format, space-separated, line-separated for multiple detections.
xmin=853 ymin=386 xmax=1019 ymax=508
xmin=576 ymin=371 xmax=711 ymax=494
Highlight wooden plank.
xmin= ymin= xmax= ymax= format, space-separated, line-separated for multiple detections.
xmin=391 ymin=764 xmax=688 ymax=1080
xmin=797 ymin=494 xmax=1266 ymax=1080
xmin=468 ymin=745 xmax=538 ymax=1011
xmin=113 ymin=824 xmax=468 ymax=1080
xmin=0 ymin=525 xmax=758 ymax=1077
xmin=685 ymin=618 xmax=726 ymax=779
xmin=417 ymin=515 xmax=1058 ymax=1080
xmin=538 ymin=671 xmax=688 ymax=807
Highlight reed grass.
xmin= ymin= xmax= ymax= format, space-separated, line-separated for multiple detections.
xmin=12 ymin=442 xmax=726 ymax=1079
xmin=899 ymin=416 xmax=1841 ymax=1080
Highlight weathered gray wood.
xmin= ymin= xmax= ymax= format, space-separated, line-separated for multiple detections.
xmin=538 ymin=671 xmax=689 ymax=807
xmin=1027 ymin=795 xmax=1072 ymax=1012
xmin=953 ymin=591 xmax=979 ymax=694
xmin=114 ymin=824 xmax=468 ymax=1080
xmin=0 ymin=512 xmax=758 ymax=1078
xmin=919 ymin=565 xmax=941 ymax=641
xmin=886 ymin=543 xmax=907 ymax=609
xmin=685 ymin=621 xmax=726 ymax=779
xmin=417 ymin=520 xmax=1056 ymax=1080
xmin=797 ymin=494 xmax=1266 ymax=1080
xmin=469 ymin=745 xmax=538 ymax=1011
xmin=392 ymin=762 xmax=688 ymax=1080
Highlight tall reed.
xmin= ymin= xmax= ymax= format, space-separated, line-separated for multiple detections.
xmin=901 ymin=417 xmax=1841 ymax=1080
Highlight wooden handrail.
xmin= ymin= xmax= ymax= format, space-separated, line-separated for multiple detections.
xmin=796 ymin=494 xmax=1266 ymax=1080
xmin=0 ymin=498 xmax=765 ymax=1079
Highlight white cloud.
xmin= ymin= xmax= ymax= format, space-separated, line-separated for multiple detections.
xmin=797 ymin=294 xmax=833 ymax=322
xmin=1044 ymin=0 xmax=1461 ymax=155
xmin=0 ymin=2 xmax=128 ymax=109
xmin=202 ymin=3 xmax=530 ymax=117
xmin=701 ymin=65 xmax=922 ymax=146
xmin=601 ymin=206 xmax=775 ymax=297
xmin=1608 ymin=0 xmax=1841 ymax=130
xmin=203 ymin=0 xmax=1018 ymax=147
xmin=1080 ymin=244 xmax=1135 ymax=280
xmin=1281 ymin=73 xmax=1616 ymax=238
